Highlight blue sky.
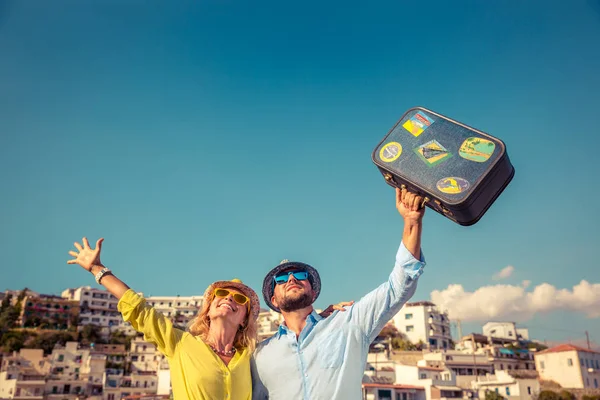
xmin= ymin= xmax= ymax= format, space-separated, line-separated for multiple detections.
xmin=1 ymin=0 xmax=599 ymax=347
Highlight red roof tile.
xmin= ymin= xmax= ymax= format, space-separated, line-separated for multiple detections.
xmin=537 ymin=344 xmax=600 ymax=355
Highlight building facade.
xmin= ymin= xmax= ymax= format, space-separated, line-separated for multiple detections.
xmin=144 ymin=295 xmax=204 ymax=328
xmin=472 ymin=370 xmax=540 ymax=400
xmin=19 ymin=295 xmax=80 ymax=330
xmin=391 ymin=302 xmax=452 ymax=350
xmin=61 ymin=287 xmax=121 ymax=336
xmin=0 ymin=349 xmax=49 ymax=399
xmin=482 ymin=322 xmax=529 ymax=341
xmin=535 ymin=344 xmax=600 ymax=389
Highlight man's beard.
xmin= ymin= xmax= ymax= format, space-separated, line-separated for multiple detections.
xmin=278 ymin=292 xmax=313 ymax=312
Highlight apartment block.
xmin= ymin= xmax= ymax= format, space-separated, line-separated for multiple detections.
xmin=535 ymin=344 xmax=600 ymax=389
xmin=145 ymin=295 xmax=204 ymax=328
xmin=391 ymin=302 xmax=452 ymax=350
xmin=0 ymin=349 xmax=49 ymax=399
xmin=129 ymin=339 xmax=163 ymax=373
xmin=61 ymin=287 xmax=122 ymax=336
xmin=458 ymin=334 xmax=536 ymax=372
xmin=46 ymin=341 xmax=106 ymax=399
xmin=18 ymin=294 xmax=80 ymax=330
xmin=257 ymin=308 xmax=283 ymax=341
xmin=395 ymin=360 xmax=463 ymax=400
xmin=483 ymin=322 xmax=529 ymax=341
xmin=472 ymin=370 xmax=540 ymax=400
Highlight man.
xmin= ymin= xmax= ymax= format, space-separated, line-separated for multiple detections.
xmin=251 ymin=187 xmax=427 ymax=399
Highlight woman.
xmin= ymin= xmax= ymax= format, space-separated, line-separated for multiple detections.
xmin=67 ymin=237 xmax=350 ymax=400
xmin=67 ymin=237 xmax=260 ymax=400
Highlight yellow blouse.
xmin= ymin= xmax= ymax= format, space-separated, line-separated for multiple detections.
xmin=118 ymin=289 xmax=252 ymax=400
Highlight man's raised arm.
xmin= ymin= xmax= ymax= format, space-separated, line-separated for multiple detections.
xmin=345 ymin=187 xmax=426 ymax=343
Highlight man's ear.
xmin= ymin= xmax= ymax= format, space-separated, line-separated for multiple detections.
xmin=271 ymin=295 xmax=278 ymax=308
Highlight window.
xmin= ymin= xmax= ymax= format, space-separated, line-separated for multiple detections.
xmin=405 ymin=313 xmax=413 ymax=320
xmin=528 ymin=387 xmax=531 ymax=395
xmin=406 ymin=325 xmax=414 ymax=332
xmin=581 ymin=358 xmax=585 ymax=366
xmin=594 ymin=379 xmax=598 ymax=389
xmin=506 ymin=387 xmax=510 ymax=396
xmin=420 ymin=373 xmax=427 ymax=379
xmin=567 ymin=358 xmax=573 ymax=366
xmin=378 ymin=389 xmax=392 ymax=400
xmin=586 ymin=359 xmax=590 ymax=368
xmin=508 ymin=331 xmax=513 ymax=336
xmin=58 ymin=355 xmax=64 ymax=362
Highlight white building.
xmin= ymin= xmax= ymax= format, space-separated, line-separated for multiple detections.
xmin=472 ymin=370 xmax=540 ymax=400
xmin=535 ymin=344 xmax=600 ymax=389
xmin=0 ymin=349 xmax=48 ymax=399
xmin=257 ymin=309 xmax=283 ymax=341
xmin=61 ymin=286 xmax=121 ymax=336
xmin=395 ymin=360 xmax=463 ymax=400
xmin=391 ymin=302 xmax=452 ymax=350
xmin=482 ymin=322 xmax=529 ymax=341
xmin=457 ymin=334 xmax=536 ymax=372
xmin=145 ymin=295 xmax=204 ymax=328
xmin=46 ymin=341 xmax=106 ymax=399
xmin=130 ymin=339 xmax=163 ymax=373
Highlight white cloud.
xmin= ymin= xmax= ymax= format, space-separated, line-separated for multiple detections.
xmin=430 ymin=280 xmax=600 ymax=322
xmin=493 ymin=265 xmax=515 ymax=280
xmin=522 ymin=280 xmax=531 ymax=289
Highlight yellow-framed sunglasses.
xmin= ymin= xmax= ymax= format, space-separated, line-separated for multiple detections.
xmin=214 ymin=288 xmax=250 ymax=311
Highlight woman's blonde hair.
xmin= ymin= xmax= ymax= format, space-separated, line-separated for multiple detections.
xmin=188 ymin=289 xmax=258 ymax=353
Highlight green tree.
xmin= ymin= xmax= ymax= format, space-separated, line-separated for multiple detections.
xmin=391 ymin=337 xmax=417 ymax=350
xmin=0 ymin=330 xmax=28 ymax=353
xmin=0 ymin=305 xmax=21 ymax=330
xmin=0 ymin=294 xmax=12 ymax=312
xmin=582 ymin=395 xmax=600 ymax=400
xmin=559 ymin=391 xmax=575 ymax=400
xmin=29 ymin=332 xmax=76 ymax=354
xmin=538 ymin=390 xmax=561 ymax=400
xmin=485 ymin=391 xmax=505 ymax=400
xmin=17 ymin=288 xmax=29 ymax=302
xmin=108 ymin=330 xmax=135 ymax=350
xmin=79 ymin=324 xmax=104 ymax=344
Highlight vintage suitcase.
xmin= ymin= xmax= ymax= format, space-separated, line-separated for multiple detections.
xmin=372 ymin=107 xmax=515 ymax=226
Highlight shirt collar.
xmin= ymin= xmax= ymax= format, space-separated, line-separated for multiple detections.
xmin=276 ymin=310 xmax=323 ymax=338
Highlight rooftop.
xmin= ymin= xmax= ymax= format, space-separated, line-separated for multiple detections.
xmin=405 ymin=301 xmax=436 ymax=307
xmin=537 ymin=344 xmax=600 ymax=355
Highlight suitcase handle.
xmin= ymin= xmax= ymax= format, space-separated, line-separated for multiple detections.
xmin=393 ymin=182 xmax=429 ymax=210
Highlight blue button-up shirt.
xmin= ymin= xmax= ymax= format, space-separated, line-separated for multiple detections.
xmin=251 ymin=242 xmax=426 ymax=400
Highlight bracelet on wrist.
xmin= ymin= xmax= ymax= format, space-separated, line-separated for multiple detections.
xmin=94 ymin=267 xmax=112 ymax=284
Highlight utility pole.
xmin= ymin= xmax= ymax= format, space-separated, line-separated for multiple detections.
xmin=586 ymin=331 xmax=591 ymax=350
xmin=457 ymin=319 xmax=463 ymax=341
xmin=471 ymin=334 xmax=478 ymax=382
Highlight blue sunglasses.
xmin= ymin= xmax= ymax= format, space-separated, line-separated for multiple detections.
xmin=274 ymin=270 xmax=309 ymax=285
